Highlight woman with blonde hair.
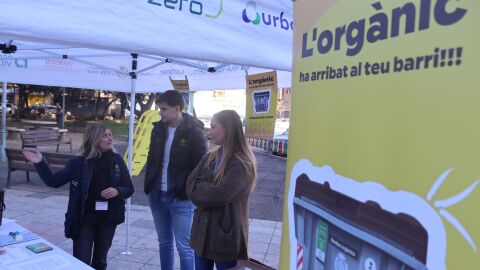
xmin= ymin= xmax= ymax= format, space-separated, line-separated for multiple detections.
xmin=23 ymin=124 xmax=134 ymax=270
xmin=187 ymin=110 xmax=256 ymax=270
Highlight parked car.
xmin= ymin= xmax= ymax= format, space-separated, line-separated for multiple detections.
xmin=274 ymin=129 xmax=289 ymax=141
xmin=30 ymin=104 xmax=57 ymax=113
xmin=0 ymin=103 xmax=18 ymax=114
xmin=275 ymin=118 xmax=290 ymax=133
xmin=28 ymin=104 xmax=57 ymax=120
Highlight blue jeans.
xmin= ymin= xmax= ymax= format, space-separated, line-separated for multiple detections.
xmin=149 ymin=191 xmax=194 ymax=270
xmin=195 ymin=254 xmax=237 ymax=270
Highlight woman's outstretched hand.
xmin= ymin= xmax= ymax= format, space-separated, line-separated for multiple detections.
xmin=22 ymin=149 xmax=43 ymax=163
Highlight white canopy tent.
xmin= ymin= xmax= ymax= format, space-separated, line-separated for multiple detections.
xmin=0 ymin=0 xmax=293 ymax=255
xmin=0 ymin=0 xmax=292 ymax=71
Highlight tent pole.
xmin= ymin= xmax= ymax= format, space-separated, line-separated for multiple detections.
xmin=62 ymin=88 xmax=66 ymax=128
xmin=1 ymin=82 xmax=7 ymax=162
xmin=123 ymin=54 xmax=137 ymax=255
xmin=188 ymin=91 xmax=195 ymax=115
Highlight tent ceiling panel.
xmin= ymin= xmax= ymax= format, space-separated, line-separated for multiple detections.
xmin=0 ymin=39 xmax=291 ymax=92
xmin=0 ymin=0 xmax=293 ymax=71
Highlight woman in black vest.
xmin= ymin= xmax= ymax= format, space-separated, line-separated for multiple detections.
xmin=23 ymin=124 xmax=134 ymax=270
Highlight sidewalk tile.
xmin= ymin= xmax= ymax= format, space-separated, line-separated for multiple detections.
xmin=113 ymin=247 xmax=157 ymax=263
xmin=108 ymin=245 xmax=128 ymax=258
xmin=270 ymin=235 xmax=281 ymax=245
xmin=251 ymin=219 xmax=277 ymax=228
xmin=131 ymin=237 xmax=158 ymax=249
xmin=23 ymin=222 xmax=58 ymax=234
xmin=112 ymin=234 xmax=140 ymax=247
xmin=141 ymin=264 xmax=161 ymax=270
xmin=250 ymin=252 xmax=266 ymax=263
xmin=56 ymin=238 xmax=73 ymax=250
xmin=116 ymin=226 xmax=155 ymax=238
xmin=266 ymin=243 xmax=281 ymax=256
xmin=248 ymin=232 xmax=273 ymax=244
xmin=4 ymin=210 xmax=30 ymax=219
xmin=248 ymin=242 xmax=269 ymax=254
xmin=249 ymin=224 xmax=276 ymax=234
xmin=144 ymin=231 xmax=158 ymax=240
xmin=41 ymin=234 xmax=67 ymax=245
xmin=43 ymin=226 xmax=66 ymax=237
xmin=264 ymin=254 xmax=280 ymax=269
xmin=131 ymin=218 xmax=156 ymax=230
xmin=106 ymin=258 xmax=143 ymax=270
xmin=146 ymin=254 xmax=160 ymax=266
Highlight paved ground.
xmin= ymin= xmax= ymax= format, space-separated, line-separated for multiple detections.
xmin=0 ymin=124 xmax=287 ymax=269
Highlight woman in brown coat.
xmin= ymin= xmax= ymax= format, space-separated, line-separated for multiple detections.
xmin=187 ymin=110 xmax=256 ymax=270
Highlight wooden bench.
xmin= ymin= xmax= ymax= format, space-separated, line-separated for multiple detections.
xmin=6 ymin=127 xmax=26 ymax=140
xmin=20 ymin=128 xmax=72 ymax=152
xmin=5 ymin=148 xmax=78 ymax=188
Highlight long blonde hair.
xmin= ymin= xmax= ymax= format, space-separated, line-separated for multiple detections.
xmin=204 ymin=110 xmax=256 ymax=188
xmin=80 ymin=124 xmax=110 ymax=160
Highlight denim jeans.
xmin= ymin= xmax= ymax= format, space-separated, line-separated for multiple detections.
xmin=149 ymin=191 xmax=194 ymax=270
xmin=73 ymin=212 xmax=116 ymax=270
xmin=195 ymin=254 xmax=237 ymax=270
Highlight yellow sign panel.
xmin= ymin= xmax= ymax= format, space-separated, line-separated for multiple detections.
xmin=245 ymin=71 xmax=278 ymax=140
xmin=124 ymin=110 xmax=160 ymax=176
xmin=27 ymin=94 xmax=46 ymax=105
xmin=283 ymin=1 xmax=479 ymax=270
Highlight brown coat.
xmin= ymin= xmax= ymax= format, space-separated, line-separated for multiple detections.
xmin=186 ymin=152 xmax=254 ymax=262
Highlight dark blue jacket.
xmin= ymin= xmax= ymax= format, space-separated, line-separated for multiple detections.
xmin=34 ymin=153 xmax=134 ymax=240
xmin=144 ymin=113 xmax=208 ymax=199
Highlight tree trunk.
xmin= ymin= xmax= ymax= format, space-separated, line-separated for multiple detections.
xmin=102 ymin=96 xmax=118 ymax=118
xmin=135 ymin=93 xmax=155 ymax=117
xmin=18 ymin=84 xmax=29 ymax=117
xmin=119 ymin=93 xmax=129 ymax=119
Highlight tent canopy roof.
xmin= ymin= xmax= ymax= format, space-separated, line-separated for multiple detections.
xmin=0 ymin=0 xmax=293 ymax=72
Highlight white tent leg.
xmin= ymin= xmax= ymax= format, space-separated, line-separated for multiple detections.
xmin=122 ymin=89 xmax=135 ymax=255
xmin=62 ymin=88 xmax=65 ymax=129
xmin=1 ymin=82 xmax=7 ymax=162
xmin=188 ymin=91 xmax=195 ymax=115
xmin=123 ymin=54 xmax=137 ymax=255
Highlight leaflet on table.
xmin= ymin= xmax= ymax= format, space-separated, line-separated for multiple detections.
xmin=0 ymin=245 xmax=33 ymax=267
xmin=0 ymin=218 xmax=16 ymax=225
xmin=2 ymin=254 xmax=73 ymax=270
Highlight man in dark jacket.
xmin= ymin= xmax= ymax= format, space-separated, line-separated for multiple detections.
xmin=145 ymin=90 xmax=207 ymax=270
